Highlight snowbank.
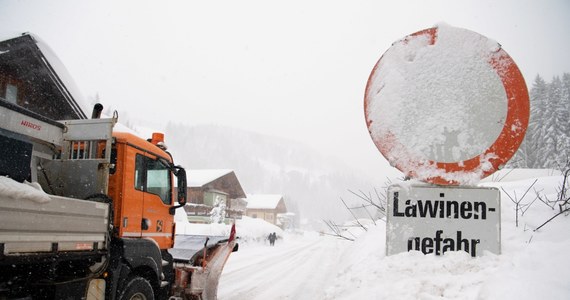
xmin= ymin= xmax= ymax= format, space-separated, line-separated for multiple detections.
xmin=234 ymin=216 xmax=284 ymax=242
xmin=324 ymin=173 xmax=570 ymax=299
xmin=175 ymin=207 xmax=283 ymax=242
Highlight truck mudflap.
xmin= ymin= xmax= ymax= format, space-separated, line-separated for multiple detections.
xmin=169 ymin=225 xmax=237 ymax=300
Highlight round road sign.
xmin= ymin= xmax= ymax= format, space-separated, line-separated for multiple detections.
xmin=364 ymin=24 xmax=529 ymax=185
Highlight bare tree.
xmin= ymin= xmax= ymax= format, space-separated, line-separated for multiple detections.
xmin=348 ymin=188 xmax=387 ymax=220
xmin=322 ymin=220 xmax=356 ymax=241
xmin=535 ymin=165 xmax=570 ymax=231
xmin=501 ymin=179 xmax=538 ymax=227
xmin=322 ymin=178 xmax=395 ymax=241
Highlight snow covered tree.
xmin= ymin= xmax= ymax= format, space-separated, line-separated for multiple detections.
xmin=508 ymin=74 xmax=570 ymax=169
xmin=510 ymin=75 xmax=547 ymax=168
xmin=560 ymin=73 xmax=570 ymax=163
xmin=210 ymin=195 xmax=226 ymax=224
xmin=541 ymin=76 xmax=563 ymax=167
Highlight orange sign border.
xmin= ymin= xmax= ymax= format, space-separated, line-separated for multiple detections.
xmin=364 ymin=27 xmax=529 ymax=185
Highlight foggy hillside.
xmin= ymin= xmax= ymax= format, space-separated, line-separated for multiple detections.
xmin=164 ymin=123 xmax=387 ymax=225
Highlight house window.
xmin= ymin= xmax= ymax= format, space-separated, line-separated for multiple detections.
xmin=252 ymin=214 xmax=257 ymax=218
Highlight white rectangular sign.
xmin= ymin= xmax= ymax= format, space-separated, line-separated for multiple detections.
xmin=386 ymin=184 xmax=500 ymax=257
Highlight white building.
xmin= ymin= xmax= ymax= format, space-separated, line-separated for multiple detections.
xmin=245 ymin=194 xmax=288 ymax=227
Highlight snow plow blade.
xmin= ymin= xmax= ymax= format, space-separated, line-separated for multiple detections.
xmin=169 ymin=227 xmax=237 ymax=300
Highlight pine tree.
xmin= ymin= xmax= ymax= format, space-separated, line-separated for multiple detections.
xmin=560 ymin=73 xmax=570 ymax=163
xmin=540 ymin=77 xmax=563 ymax=168
xmin=505 ymin=73 xmax=570 ymax=170
xmin=527 ymin=75 xmax=549 ymax=168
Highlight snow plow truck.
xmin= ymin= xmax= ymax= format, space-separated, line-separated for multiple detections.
xmin=0 ymin=33 xmax=237 ymax=300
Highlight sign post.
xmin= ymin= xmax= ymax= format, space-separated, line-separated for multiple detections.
xmin=364 ymin=24 xmax=530 ymax=257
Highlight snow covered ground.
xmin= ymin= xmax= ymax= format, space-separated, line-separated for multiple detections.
xmin=210 ymin=171 xmax=570 ymax=299
xmin=218 ymin=232 xmax=344 ymax=299
xmin=1 ymin=169 xmax=568 ymax=299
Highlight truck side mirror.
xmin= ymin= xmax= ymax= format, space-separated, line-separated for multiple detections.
xmin=169 ymin=166 xmax=187 ymax=215
xmin=176 ymin=167 xmax=187 ymax=206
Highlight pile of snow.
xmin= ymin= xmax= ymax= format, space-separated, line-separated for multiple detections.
xmin=324 ymin=173 xmax=570 ymax=299
xmin=175 ymin=206 xmax=283 ymax=242
xmin=0 ymin=176 xmax=50 ymax=203
xmin=233 ymin=216 xmax=284 ymax=242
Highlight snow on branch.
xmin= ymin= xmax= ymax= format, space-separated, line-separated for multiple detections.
xmin=535 ymin=164 xmax=570 ymax=231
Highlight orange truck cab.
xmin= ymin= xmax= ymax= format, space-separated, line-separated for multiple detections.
xmin=108 ymin=132 xmax=185 ymax=250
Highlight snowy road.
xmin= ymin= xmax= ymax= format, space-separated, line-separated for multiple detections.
xmin=218 ymin=233 xmax=347 ymax=300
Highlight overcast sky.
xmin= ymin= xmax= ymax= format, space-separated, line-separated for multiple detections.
xmin=1 ymin=0 xmax=568 ymax=180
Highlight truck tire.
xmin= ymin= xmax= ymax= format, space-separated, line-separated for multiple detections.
xmin=118 ymin=276 xmax=155 ymax=300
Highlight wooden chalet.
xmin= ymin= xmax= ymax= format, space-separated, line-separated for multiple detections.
xmin=184 ymin=169 xmax=246 ymax=223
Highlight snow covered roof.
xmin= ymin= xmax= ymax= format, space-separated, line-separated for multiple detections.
xmin=245 ymin=194 xmax=283 ymax=210
xmin=32 ymin=33 xmax=90 ymax=117
xmin=0 ymin=33 xmax=88 ymax=119
xmin=187 ymin=169 xmax=233 ymax=187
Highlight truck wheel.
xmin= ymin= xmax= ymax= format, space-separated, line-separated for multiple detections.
xmin=119 ymin=276 xmax=155 ymax=300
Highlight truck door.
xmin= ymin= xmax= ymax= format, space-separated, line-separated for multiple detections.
xmin=118 ymin=148 xmax=146 ymax=239
xmin=136 ymin=154 xmax=174 ymax=249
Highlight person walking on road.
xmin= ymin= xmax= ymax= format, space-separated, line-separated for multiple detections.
xmin=268 ymin=232 xmax=276 ymax=246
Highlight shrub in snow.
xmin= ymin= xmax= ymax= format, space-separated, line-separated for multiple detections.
xmin=209 ymin=195 xmax=226 ymax=224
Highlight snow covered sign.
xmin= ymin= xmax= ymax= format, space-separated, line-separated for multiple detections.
xmin=386 ymin=184 xmax=500 ymax=257
xmin=364 ymin=24 xmax=529 ymax=185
